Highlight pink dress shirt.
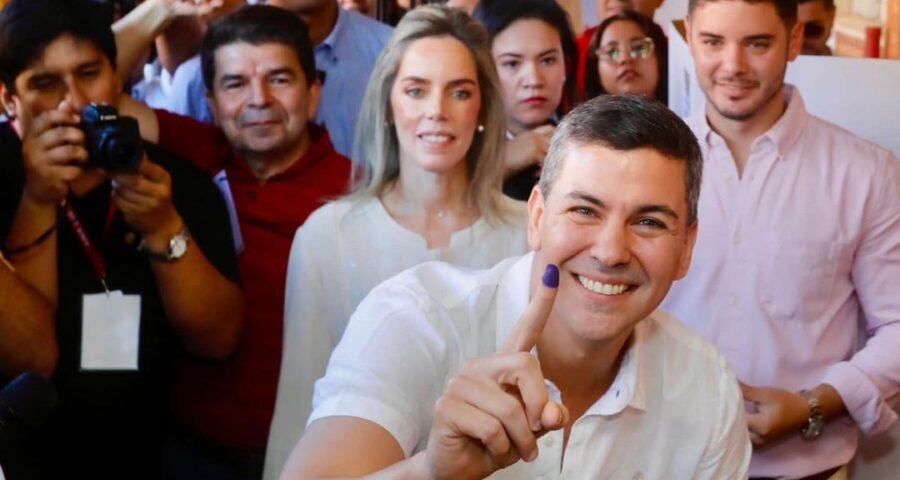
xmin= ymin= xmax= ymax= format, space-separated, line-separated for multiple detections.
xmin=662 ymin=86 xmax=900 ymax=478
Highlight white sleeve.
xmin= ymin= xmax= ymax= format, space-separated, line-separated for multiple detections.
xmin=263 ymin=208 xmax=340 ymax=480
xmin=695 ymin=359 xmax=752 ymax=480
xmin=308 ymin=280 xmax=453 ymax=457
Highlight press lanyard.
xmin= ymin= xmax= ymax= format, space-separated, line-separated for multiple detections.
xmin=61 ymin=197 xmax=117 ymax=293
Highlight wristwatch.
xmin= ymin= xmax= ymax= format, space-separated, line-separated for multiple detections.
xmin=140 ymin=228 xmax=189 ymax=263
xmin=799 ymin=389 xmax=825 ymax=439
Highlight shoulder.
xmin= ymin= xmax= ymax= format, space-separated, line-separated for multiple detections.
xmin=339 ymin=10 xmax=393 ymax=51
xmin=644 ymin=309 xmax=736 ymax=380
xmin=371 ymin=255 xmax=522 ymax=314
xmin=303 ymin=197 xmax=375 ymax=231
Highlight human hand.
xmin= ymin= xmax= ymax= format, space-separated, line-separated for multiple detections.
xmin=19 ymin=102 xmax=88 ymax=206
xmin=741 ymin=383 xmax=809 ymax=447
xmin=504 ymin=125 xmax=555 ymax=178
xmin=111 ymin=158 xmax=184 ymax=251
xmin=425 ymin=264 xmax=568 ymax=480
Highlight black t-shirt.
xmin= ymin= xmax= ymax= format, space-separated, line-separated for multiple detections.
xmin=0 ymin=121 xmax=239 ymax=478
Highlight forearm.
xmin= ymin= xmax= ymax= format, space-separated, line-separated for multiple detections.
xmin=285 ymin=451 xmax=430 ymax=480
xmin=113 ymin=0 xmax=179 ymax=85
xmin=6 ymin=194 xmax=60 ymax=308
xmin=813 ymin=383 xmax=848 ymax=422
xmin=149 ymin=232 xmax=244 ymax=359
xmin=119 ymin=94 xmax=160 ymax=144
xmin=0 ymin=264 xmax=57 ymax=378
xmin=155 ymin=17 xmax=204 ymax=75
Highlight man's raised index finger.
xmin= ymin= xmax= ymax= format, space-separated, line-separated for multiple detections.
xmin=501 ymin=264 xmax=559 ymax=354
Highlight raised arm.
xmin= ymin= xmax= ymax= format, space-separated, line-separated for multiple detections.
xmin=112 ymin=0 xmax=222 ymax=86
xmin=282 ymin=265 xmax=566 ymax=480
xmin=110 ymin=157 xmax=244 ymax=359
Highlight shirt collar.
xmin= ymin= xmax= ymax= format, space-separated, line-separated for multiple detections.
xmin=495 ymin=253 xmax=648 ymax=415
xmin=694 ymin=84 xmax=809 ymax=160
xmin=756 ymin=84 xmax=807 ymax=159
xmin=230 ymin=123 xmax=338 ymax=182
xmin=318 ymin=7 xmax=347 ymax=52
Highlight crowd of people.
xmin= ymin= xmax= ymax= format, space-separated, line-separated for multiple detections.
xmin=0 ymin=0 xmax=896 ymax=479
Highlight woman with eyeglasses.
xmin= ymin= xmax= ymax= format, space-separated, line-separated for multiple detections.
xmin=585 ymin=10 xmax=668 ymax=104
xmin=473 ymin=0 xmax=578 ymax=201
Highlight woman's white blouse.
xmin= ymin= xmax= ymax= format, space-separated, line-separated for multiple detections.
xmin=264 ymin=195 xmax=529 ymax=478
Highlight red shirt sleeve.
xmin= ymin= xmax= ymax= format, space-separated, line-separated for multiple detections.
xmin=154 ymin=109 xmax=232 ymax=174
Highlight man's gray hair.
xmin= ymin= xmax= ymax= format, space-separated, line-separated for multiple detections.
xmin=538 ymin=95 xmax=703 ymax=226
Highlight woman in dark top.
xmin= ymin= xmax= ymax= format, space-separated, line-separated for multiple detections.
xmin=473 ymin=0 xmax=578 ymax=200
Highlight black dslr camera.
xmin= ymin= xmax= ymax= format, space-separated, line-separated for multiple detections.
xmin=80 ymin=103 xmax=144 ymax=173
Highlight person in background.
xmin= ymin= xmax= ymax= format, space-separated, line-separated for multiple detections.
xmin=121 ymin=0 xmax=246 ymax=123
xmin=264 ymin=6 xmax=530 ymax=479
xmin=116 ymin=4 xmax=353 ymax=478
xmin=282 ymin=94 xmax=751 ymax=480
xmin=632 ymin=0 xmax=664 ymax=17
xmin=575 ymin=0 xmax=632 ymax=95
xmin=664 ymin=0 xmax=900 ymax=477
xmin=473 ymin=0 xmax=578 ymax=201
xmin=798 ymin=0 xmax=835 ymax=55
xmin=0 ymin=0 xmax=244 ymax=476
xmin=267 ymin=0 xmax=392 ymax=157
xmin=584 ymin=10 xmax=668 ymax=103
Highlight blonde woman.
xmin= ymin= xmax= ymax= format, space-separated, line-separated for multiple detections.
xmin=264 ymin=6 xmax=529 ymax=478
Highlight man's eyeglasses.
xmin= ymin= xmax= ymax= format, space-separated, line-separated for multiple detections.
xmin=597 ymin=37 xmax=655 ymax=63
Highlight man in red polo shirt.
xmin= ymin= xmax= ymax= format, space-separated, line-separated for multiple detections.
xmin=119 ymin=5 xmax=351 ymax=477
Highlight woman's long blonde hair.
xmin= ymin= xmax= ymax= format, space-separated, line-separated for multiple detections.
xmin=351 ymin=5 xmax=509 ymax=221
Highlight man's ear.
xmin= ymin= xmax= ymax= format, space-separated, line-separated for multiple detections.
xmin=307 ymin=79 xmax=322 ymax=120
xmin=675 ymin=220 xmax=699 ymax=280
xmin=206 ymin=92 xmax=220 ymax=126
xmin=526 ymin=186 xmax=545 ymax=252
xmin=684 ymin=16 xmax=693 ymax=49
xmin=787 ymin=20 xmax=804 ymax=61
xmin=1 ymin=82 xmax=18 ymax=119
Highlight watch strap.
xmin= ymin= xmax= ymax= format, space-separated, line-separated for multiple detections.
xmin=799 ymin=389 xmax=825 ymax=439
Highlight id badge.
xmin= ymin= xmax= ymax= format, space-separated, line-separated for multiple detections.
xmin=81 ymin=291 xmax=141 ymax=370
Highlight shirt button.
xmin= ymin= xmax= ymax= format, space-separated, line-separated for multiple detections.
xmin=723 ymin=173 xmax=733 ymax=181
xmin=247 ymin=190 xmax=257 ymax=200
xmin=632 ymin=473 xmax=644 ymax=480
xmin=733 ymin=232 xmax=742 ymax=245
xmin=728 ymin=296 xmax=737 ymax=306
xmin=542 ymin=435 xmax=555 ymax=448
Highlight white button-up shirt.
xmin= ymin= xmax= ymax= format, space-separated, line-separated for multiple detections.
xmin=310 ymin=253 xmax=751 ymax=479
xmin=663 ymin=86 xmax=900 ymax=478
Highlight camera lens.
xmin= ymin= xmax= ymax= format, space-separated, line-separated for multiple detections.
xmin=100 ymin=134 xmax=140 ymax=172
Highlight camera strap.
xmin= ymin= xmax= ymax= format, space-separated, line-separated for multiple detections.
xmin=61 ymin=197 xmax=118 ymax=294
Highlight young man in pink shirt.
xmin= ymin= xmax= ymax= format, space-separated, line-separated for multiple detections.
xmin=663 ymin=0 xmax=900 ymax=478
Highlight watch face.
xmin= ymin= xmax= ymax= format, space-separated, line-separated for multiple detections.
xmin=170 ymin=236 xmax=188 ymax=259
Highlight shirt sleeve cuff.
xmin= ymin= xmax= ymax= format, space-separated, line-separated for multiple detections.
xmin=821 ymin=362 xmax=899 ymax=435
xmin=308 ymin=393 xmax=422 ymax=457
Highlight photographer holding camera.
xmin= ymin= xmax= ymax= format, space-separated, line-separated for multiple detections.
xmin=0 ymin=0 xmax=245 ymax=477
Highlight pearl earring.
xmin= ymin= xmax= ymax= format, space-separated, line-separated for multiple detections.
xmin=477 ymin=124 xmax=485 ymax=133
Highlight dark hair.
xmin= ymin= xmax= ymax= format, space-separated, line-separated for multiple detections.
xmin=584 ymin=10 xmax=668 ymax=104
xmin=688 ymin=0 xmax=798 ymax=27
xmin=200 ymin=5 xmax=317 ymax=92
xmin=473 ymin=0 xmax=580 ymax=114
xmin=0 ymin=0 xmax=117 ymax=92
xmin=539 ymin=95 xmax=702 ymax=226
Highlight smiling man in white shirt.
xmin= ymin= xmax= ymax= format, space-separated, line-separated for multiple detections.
xmin=280 ymin=95 xmax=751 ymax=479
